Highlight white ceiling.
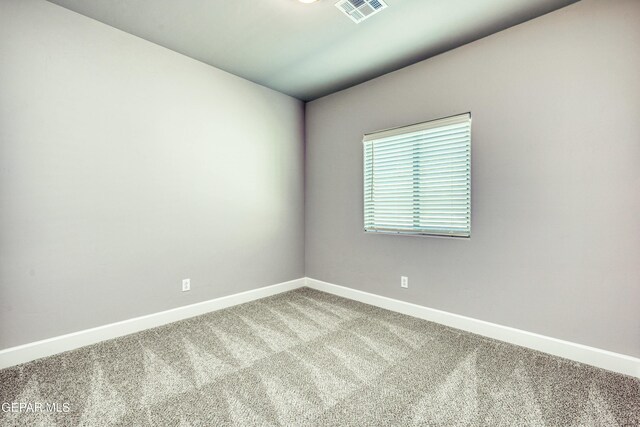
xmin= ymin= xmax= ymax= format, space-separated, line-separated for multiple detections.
xmin=47 ymin=0 xmax=578 ymax=101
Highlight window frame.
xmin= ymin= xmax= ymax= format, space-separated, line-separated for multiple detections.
xmin=362 ymin=112 xmax=472 ymax=239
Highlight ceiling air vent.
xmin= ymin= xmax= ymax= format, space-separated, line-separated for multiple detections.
xmin=335 ymin=0 xmax=388 ymax=24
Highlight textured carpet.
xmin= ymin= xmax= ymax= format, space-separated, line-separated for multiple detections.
xmin=1 ymin=288 xmax=638 ymax=426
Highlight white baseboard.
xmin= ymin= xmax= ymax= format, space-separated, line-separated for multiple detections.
xmin=0 ymin=278 xmax=306 ymax=370
xmin=3 ymin=276 xmax=638 ymax=379
xmin=305 ymin=277 xmax=640 ymax=379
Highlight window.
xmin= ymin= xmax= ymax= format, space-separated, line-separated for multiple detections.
xmin=363 ymin=113 xmax=471 ymax=237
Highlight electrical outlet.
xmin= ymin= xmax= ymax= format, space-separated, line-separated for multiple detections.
xmin=182 ymin=278 xmax=191 ymax=292
xmin=401 ymin=276 xmax=408 ymax=288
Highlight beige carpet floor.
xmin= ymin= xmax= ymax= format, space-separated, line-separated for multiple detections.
xmin=1 ymin=287 xmax=638 ymax=426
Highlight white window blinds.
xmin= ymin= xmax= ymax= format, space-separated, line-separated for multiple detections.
xmin=363 ymin=113 xmax=471 ymax=237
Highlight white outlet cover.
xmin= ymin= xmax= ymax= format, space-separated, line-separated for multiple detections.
xmin=401 ymin=276 xmax=408 ymax=288
xmin=182 ymin=278 xmax=191 ymax=292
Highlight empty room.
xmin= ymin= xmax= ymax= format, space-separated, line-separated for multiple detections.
xmin=1 ymin=0 xmax=639 ymax=425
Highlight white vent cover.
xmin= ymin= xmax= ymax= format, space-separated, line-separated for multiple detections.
xmin=335 ymin=0 xmax=388 ymax=24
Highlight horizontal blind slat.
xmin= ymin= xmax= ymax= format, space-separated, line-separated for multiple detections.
xmin=371 ymin=151 xmax=470 ymax=167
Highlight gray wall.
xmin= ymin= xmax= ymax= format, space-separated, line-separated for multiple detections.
xmin=305 ymin=0 xmax=640 ymax=358
xmin=0 ymin=0 xmax=304 ymax=350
